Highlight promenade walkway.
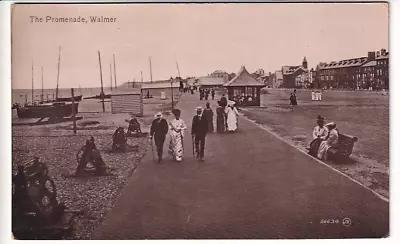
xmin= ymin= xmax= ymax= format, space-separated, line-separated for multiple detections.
xmin=92 ymin=92 xmax=389 ymax=239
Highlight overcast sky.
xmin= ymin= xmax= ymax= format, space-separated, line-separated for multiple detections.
xmin=12 ymin=3 xmax=388 ymax=89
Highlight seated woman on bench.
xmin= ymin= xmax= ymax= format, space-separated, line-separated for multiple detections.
xmin=308 ymin=116 xmax=328 ymax=157
xmin=317 ymin=122 xmax=339 ymax=160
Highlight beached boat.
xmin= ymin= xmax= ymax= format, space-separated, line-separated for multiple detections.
xmin=16 ymin=48 xmax=80 ymax=119
xmin=56 ymin=95 xmax=83 ymax=102
xmin=84 ymin=94 xmax=111 ymax=100
xmin=16 ymin=102 xmax=79 ymax=119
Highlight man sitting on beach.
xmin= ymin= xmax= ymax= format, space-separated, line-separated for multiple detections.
xmin=126 ymin=117 xmax=142 ymax=136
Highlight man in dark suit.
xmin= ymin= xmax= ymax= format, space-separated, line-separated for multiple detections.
xmin=191 ymin=106 xmax=208 ymax=161
xmin=150 ymin=112 xmax=169 ymax=164
xmin=219 ymin=94 xmax=227 ymax=107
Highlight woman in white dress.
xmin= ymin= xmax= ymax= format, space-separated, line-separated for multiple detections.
xmin=168 ymin=109 xmax=187 ymax=162
xmin=308 ymin=116 xmax=329 ymax=157
xmin=317 ymin=122 xmax=339 ymax=160
xmin=225 ymin=102 xmax=240 ymax=132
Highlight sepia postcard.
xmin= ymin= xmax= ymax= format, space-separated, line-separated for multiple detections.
xmin=10 ymin=1 xmax=389 ymax=240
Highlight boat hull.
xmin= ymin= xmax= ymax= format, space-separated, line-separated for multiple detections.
xmin=56 ymin=95 xmax=82 ymax=102
xmin=16 ymin=103 xmax=79 ymax=118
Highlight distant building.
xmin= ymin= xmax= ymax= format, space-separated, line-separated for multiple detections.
xmin=274 ymin=70 xmax=284 ymax=88
xmin=210 ymin=70 xmax=230 ymax=80
xmin=197 ymin=76 xmax=227 ymax=88
xmin=254 ymin=68 xmax=265 ymax=77
xmin=316 ymin=49 xmax=388 ymax=90
xmin=281 ymin=57 xmax=310 ymax=88
xmin=375 ymin=49 xmax=389 ymax=89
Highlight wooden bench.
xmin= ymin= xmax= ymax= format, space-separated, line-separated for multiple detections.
xmin=327 ymin=133 xmax=358 ymax=162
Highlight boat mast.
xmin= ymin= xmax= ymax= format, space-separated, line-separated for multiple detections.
xmin=56 ymin=46 xmax=61 ymax=99
xmin=141 ymin=70 xmax=143 ymax=83
xmin=113 ymin=54 xmax=117 ymax=89
xmin=31 ymin=61 xmax=34 ymax=104
xmin=98 ymin=51 xmax=105 ymax=112
xmin=149 ymin=56 xmax=153 ymax=83
xmin=41 ymin=66 xmax=44 ymax=102
xmin=176 ymin=60 xmax=181 ymax=78
xmin=110 ymin=64 xmax=113 ymax=91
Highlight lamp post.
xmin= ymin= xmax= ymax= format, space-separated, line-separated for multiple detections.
xmin=170 ymin=77 xmax=174 ymax=109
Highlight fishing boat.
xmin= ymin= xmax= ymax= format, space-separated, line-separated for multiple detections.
xmin=56 ymin=95 xmax=83 ymax=102
xmin=16 ymin=102 xmax=79 ymax=119
xmin=16 ymin=48 xmax=80 ymax=119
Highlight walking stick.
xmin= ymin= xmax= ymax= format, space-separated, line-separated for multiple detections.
xmin=150 ymin=137 xmax=156 ymax=163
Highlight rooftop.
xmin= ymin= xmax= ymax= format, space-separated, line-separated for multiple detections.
xmin=319 ymin=57 xmax=368 ymax=70
xmin=361 ymin=60 xmax=377 ymax=68
xmin=224 ymin=66 xmax=265 ymax=87
xmin=197 ymin=76 xmax=227 ymax=86
xmin=376 ymin=52 xmax=389 ymax=60
xmin=282 ymin=65 xmax=307 ymax=75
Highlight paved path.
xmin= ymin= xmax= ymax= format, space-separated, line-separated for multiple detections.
xmin=92 ymin=92 xmax=389 ymax=239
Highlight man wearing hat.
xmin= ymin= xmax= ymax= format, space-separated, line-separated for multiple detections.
xmin=191 ymin=106 xmax=208 ymax=161
xmin=150 ymin=112 xmax=169 ymax=163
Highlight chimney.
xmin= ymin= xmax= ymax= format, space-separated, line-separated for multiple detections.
xmin=367 ymin=51 xmax=376 ymax=61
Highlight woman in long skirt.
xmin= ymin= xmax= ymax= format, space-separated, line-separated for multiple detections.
xmin=168 ymin=109 xmax=186 ymax=162
xmin=216 ymin=101 xmax=226 ymax=133
xmin=308 ymin=116 xmax=328 ymax=157
xmin=317 ymin=122 xmax=339 ymax=160
xmin=203 ymin=102 xmax=214 ymax=132
xmin=225 ymin=103 xmax=239 ymax=132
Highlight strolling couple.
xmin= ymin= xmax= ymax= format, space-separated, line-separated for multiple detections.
xmin=216 ymin=95 xmax=240 ymax=133
xmin=150 ymin=109 xmax=186 ymax=164
xmin=308 ymin=115 xmax=339 ymax=160
xmin=149 ymin=106 xmax=210 ymax=163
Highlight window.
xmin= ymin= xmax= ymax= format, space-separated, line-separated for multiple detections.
xmin=321 ymin=76 xmax=325 ymax=81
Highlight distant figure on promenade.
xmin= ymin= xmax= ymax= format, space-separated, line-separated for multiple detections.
xmin=191 ymin=106 xmax=208 ymax=161
xmin=168 ymin=109 xmax=187 ymax=162
xmin=145 ymin=90 xmax=153 ymax=98
xmin=190 ymin=87 xmax=194 ymax=94
xmin=216 ymin=101 xmax=226 ymax=133
xmin=317 ymin=122 xmax=339 ymax=160
xmin=225 ymin=102 xmax=240 ymax=132
xmin=203 ymin=102 xmax=214 ymax=133
xmin=179 ymin=80 xmax=184 ymax=92
xmin=308 ymin=116 xmax=329 ymax=157
xmin=290 ymin=93 xmax=298 ymax=105
xmin=205 ymin=89 xmax=210 ymax=100
xmin=219 ymin=94 xmax=228 ymax=108
xmin=211 ymin=89 xmax=215 ymax=100
xmin=150 ymin=112 xmax=169 ymax=164
xmin=199 ymin=88 xmax=204 ymax=100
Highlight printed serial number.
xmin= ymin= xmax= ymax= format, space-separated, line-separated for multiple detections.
xmin=320 ymin=219 xmax=340 ymax=224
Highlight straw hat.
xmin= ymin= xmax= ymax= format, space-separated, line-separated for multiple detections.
xmin=154 ymin=112 xmax=162 ymax=118
xmin=325 ymin=122 xmax=336 ymax=129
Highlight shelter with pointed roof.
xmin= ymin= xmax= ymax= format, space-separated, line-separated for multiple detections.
xmin=223 ymin=66 xmax=265 ymax=106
